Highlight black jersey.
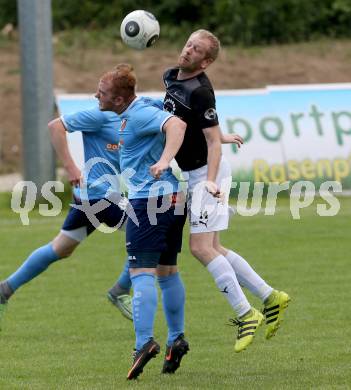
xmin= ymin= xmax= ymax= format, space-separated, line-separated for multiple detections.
xmin=163 ymin=67 xmax=219 ymax=171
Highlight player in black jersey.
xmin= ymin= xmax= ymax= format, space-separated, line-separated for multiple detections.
xmin=109 ymin=30 xmax=290 ymax=357
xmin=162 ymin=30 xmax=290 ymax=352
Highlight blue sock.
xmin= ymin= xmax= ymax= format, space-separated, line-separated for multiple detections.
xmin=7 ymin=243 xmax=60 ymax=291
xmin=158 ymin=272 xmax=185 ymax=346
xmin=131 ymin=273 xmax=157 ymax=350
xmin=117 ymin=258 xmax=132 ymax=291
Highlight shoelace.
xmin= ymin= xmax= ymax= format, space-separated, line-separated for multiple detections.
xmin=228 ymin=317 xmax=259 ymax=339
xmin=228 ymin=318 xmax=245 ymax=336
xmin=228 ymin=318 xmax=242 ymax=326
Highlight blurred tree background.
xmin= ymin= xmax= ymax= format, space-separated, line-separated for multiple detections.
xmin=1 ymin=0 xmax=351 ymax=46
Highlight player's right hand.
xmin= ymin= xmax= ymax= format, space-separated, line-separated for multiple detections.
xmin=150 ymin=159 xmax=169 ymax=180
xmin=205 ymin=181 xmax=222 ymax=198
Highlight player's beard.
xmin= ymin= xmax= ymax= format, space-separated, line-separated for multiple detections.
xmin=178 ymin=55 xmax=192 ymax=70
xmin=178 ymin=56 xmax=202 ymax=74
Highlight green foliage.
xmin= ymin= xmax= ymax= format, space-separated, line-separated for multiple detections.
xmin=2 ymin=0 xmax=351 ymax=45
xmin=0 ymin=0 xmax=17 ymax=26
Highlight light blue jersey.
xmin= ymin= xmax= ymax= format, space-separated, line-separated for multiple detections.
xmin=118 ymin=97 xmax=179 ymax=199
xmin=61 ymin=107 xmax=121 ymax=200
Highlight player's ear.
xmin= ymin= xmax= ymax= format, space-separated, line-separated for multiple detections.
xmin=114 ymin=95 xmax=124 ymax=106
xmin=201 ymin=57 xmax=213 ymax=69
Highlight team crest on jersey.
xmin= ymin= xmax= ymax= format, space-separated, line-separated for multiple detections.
xmin=163 ymin=98 xmax=176 ymax=114
xmin=120 ymin=119 xmax=127 ymax=132
xmin=204 ymin=108 xmax=217 ymax=120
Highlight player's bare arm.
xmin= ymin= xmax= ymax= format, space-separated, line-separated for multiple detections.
xmin=203 ymin=125 xmax=222 ymax=197
xmin=48 ymin=118 xmax=81 ymax=186
xmin=150 ymin=117 xmax=186 ymax=179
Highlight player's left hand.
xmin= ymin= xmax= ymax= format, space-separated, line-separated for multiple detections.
xmin=150 ymin=160 xmax=169 ymax=179
xmin=222 ymin=133 xmax=244 ymax=147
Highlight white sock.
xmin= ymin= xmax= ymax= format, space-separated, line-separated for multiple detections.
xmin=207 ymin=255 xmax=251 ymax=317
xmin=225 ymin=250 xmax=273 ymax=301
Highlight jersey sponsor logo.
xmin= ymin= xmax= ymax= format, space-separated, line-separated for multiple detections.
xmin=128 ymin=255 xmax=137 ymax=261
xmin=204 ymin=108 xmax=217 ymax=120
xmin=120 ymin=119 xmax=127 ymax=132
xmin=163 ymin=98 xmax=176 ymax=114
xmin=106 ymin=143 xmax=119 ymax=151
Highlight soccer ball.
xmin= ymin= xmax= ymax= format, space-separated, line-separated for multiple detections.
xmin=120 ymin=10 xmax=160 ymax=50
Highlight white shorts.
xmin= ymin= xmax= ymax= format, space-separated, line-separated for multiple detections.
xmin=186 ymin=156 xmax=232 ymax=233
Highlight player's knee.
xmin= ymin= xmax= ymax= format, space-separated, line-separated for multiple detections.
xmin=190 ymin=241 xmax=212 ymax=261
xmin=52 ymin=236 xmax=78 ymax=259
xmin=52 ymin=232 xmax=80 ymax=259
xmin=58 ymin=247 xmax=75 ymax=259
xmin=52 ymin=245 xmax=74 ymax=259
xmin=157 ymin=265 xmax=178 ymax=277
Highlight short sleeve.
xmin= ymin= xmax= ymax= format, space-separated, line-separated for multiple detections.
xmin=142 ymin=97 xmax=165 ymax=110
xmin=61 ymin=107 xmax=105 ymax=133
xmin=134 ymin=105 xmax=173 ymax=136
xmin=190 ymin=86 xmax=219 ymax=129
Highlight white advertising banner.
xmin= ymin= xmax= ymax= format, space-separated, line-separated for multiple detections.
xmin=218 ymin=84 xmax=351 ymax=189
xmin=56 ymin=83 xmax=351 ymax=190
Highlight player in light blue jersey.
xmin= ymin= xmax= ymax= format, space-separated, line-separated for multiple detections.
xmin=96 ymin=64 xmax=188 ymax=380
xmin=117 ymin=100 xmax=180 ymax=199
xmin=63 ymin=107 xmax=121 ymax=200
xmin=0 ymin=105 xmax=133 ymax=330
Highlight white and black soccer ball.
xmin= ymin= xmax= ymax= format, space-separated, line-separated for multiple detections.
xmin=120 ymin=10 xmax=160 ymax=50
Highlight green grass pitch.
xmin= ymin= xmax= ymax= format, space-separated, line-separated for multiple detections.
xmin=0 ymin=197 xmax=350 ymax=389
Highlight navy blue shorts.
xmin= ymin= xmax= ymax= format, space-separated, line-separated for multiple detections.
xmin=62 ymin=196 xmax=127 ymax=236
xmin=126 ymin=194 xmax=187 ymax=268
